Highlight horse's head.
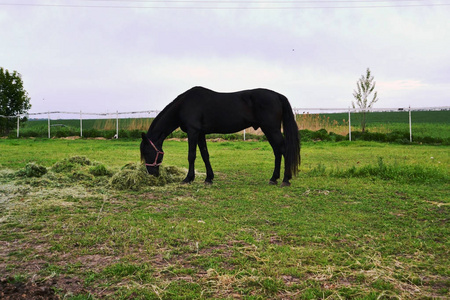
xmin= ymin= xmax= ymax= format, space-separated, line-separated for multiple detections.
xmin=140 ymin=133 xmax=164 ymax=177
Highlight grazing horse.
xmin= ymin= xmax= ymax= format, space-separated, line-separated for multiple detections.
xmin=140 ymin=86 xmax=300 ymax=186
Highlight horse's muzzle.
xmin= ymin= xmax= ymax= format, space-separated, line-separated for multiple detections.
xmin=145 ymin=165 xmax=160 ymax=177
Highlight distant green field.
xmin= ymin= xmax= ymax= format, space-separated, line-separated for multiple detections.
xmin=329 ymin=110 xmax=449 ymax=124
xmin=347 ymin=111 xmax=450 ymax=140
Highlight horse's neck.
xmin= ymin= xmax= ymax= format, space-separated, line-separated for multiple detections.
xmin=149 ymin=109 xmax=179 ymax=144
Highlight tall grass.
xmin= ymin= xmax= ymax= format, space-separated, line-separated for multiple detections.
xmin=93 ymin=118 xmax=153 ymax=131
xmin=296 ymin=113 xmax=349 ymax=135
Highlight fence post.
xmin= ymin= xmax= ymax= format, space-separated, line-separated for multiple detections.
xmin=48 ymin=111 xmax=51 ymax=138
xmin=16 ymin=116 xmax=19 ymax=138
xmin=348 ymin=107 xmax=352 ymax=141
xmin=409 ymin=106 xmax=412 ymax=143
xmin=80 ymin=111 xmax=83 ymax=137
xmin=243 ymin=129 xmax=246 ymax=141
xmin=116 ymin=111 xmax=119 ymax=139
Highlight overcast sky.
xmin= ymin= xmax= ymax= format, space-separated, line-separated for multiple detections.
xmin=1 ymin=0 xmax=449 ymax=114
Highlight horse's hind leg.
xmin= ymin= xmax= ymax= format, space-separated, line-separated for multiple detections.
xmin=263 ymin=129 xmax=284 ymax=185
xmin=281 ymin=156 xmax=293 ymax=187
xmin=270 ymin=152 xmax=282 ymax=185
xmin=198 ymin=134 xmax=214 ymax=184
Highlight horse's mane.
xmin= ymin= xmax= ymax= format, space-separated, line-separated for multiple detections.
xmin=149 ymin=94 xmax=182 ymax=131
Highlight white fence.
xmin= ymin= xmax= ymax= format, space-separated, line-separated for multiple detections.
xmin=1 ymin=110 xmax=160 ymax=139
xmin=294 ymin=106 xmax=449 ymax=142
xmin=1 ymin=106 xmax=449 ymax=141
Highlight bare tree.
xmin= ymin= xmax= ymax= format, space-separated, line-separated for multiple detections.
xmin=352 ymin=68 xmax=379 ymax=133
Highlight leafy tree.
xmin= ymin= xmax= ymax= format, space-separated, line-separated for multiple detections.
xmin=352 ymin=68 xmax=379 ymax=133
xmin=0 ymin=67 xmax=31 ymax=135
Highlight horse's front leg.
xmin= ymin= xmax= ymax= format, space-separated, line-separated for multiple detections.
xmin=182 ymin=133 xmax=198 ymax=184
xmin=198 ymin=134 xmax=214 ymax=184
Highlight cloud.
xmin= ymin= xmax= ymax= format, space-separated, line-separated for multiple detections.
xmin=378 ymin=80 xmax=427 ymax=91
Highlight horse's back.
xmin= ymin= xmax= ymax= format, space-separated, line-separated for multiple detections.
xmin=180 ymin=86 xmax=284 ymax=110
xmin=176 ymin=87 xmax=286 ymax=133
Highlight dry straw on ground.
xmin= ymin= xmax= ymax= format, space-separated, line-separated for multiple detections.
xmin=109 ymin=163 xmax=185 ymax=190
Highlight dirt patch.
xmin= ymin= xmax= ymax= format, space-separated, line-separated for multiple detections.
xmin=0 ymin=276 xmax=87 ymax=299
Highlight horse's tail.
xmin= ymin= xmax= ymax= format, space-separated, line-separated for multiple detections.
xmin=280 ymin=95 xmax=301 ymax=176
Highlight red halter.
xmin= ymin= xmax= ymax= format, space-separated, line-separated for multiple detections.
xmin=145 ymin=138 xmax=164 ymax=167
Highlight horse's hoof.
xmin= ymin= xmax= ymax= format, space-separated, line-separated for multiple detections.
xmin=269 ymin=180 xmax=278 ymax=185
xmin=204 ymin=180 xmax=213 ymax=185
xmin=280 ymin=182 xmax=291 ymax=187
xmin=180 ymin=180 xmax=191 ymax=185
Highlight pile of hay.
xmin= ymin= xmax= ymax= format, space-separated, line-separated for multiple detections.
xmin=109 ymin=163 xmax=185 ymax=190
xmin=13 ymin=156 xmax=183 ymax=191
xmin=14 ymin=156 xmax=113 ymax=188
xmin=52 ymin=156 xmax=92 ymax=173
xmin=16 ymin=163 xmax=47 ymax=178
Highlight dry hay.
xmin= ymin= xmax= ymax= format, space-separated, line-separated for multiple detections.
xmin=109 ymin=163 xmax=185 ymax=190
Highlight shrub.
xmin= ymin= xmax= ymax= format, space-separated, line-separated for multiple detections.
xmin=329 ymin=131 xmax=346 ymax=142
xmin=168 ymin=131 xmax=188 ymax=139
xmin=299 ymin=129 xmax=334 ymax=142
xmin=129 ymin=129 xmax=143 ymax=139
xmin=82 ymin=128 xmax=101 ymax=138
xmin=415 ymin=136 xmax=444 ymax=144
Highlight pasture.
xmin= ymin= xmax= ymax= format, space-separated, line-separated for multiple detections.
xmin=0 ymin=138 xmax=449 ymax=299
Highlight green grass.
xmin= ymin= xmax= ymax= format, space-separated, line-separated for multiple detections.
xmin=0 ymin=138 xmax=449 ymax=299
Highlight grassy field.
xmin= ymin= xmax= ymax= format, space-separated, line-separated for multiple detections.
xmin=0 ymin=139 xmax=449 ymax=299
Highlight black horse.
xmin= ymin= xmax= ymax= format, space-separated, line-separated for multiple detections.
xmin=140 ymin=86 xmax=300 ymax=186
